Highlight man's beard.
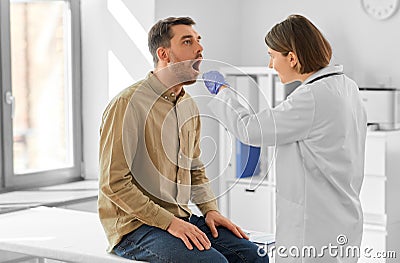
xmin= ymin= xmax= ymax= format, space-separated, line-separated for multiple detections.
xmin=167 ymin=51 xmax=199 ymax=86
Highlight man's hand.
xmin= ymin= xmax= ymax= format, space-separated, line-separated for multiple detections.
xmin=202 ymin=71 xmax=229 ymax=94
xmin=167 ymin=217 xmax=211 ymax=251
xmin=205 ymin=210 xmax=249 ymax=240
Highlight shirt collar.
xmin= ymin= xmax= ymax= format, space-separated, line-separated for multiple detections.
xmin=145 ymin=72 xmax=186 ymax=103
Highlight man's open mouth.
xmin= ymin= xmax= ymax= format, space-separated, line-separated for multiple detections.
xmin=191 ymin=59 xmax=201 ymax=72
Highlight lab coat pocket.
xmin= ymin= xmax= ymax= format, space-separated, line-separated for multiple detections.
xmin=275 ymin=143 xmax=305 ymax=204
xmin=275 ymin=193 xmax=304 ymax=248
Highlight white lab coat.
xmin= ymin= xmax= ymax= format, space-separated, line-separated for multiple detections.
xmin=209 ymin=65 xmax=367 ymax=263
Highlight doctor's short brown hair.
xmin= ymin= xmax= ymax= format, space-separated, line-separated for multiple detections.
xmin=265 ymin=14 xmax=332 ymax=74
xmin=148 ymin=16 xmax=196 ymax=66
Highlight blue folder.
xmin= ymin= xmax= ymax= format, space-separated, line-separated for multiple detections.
xmin=236 ymin=140 xmax=260 ymax=178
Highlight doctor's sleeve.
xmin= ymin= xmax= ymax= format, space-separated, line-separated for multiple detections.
xmin=208 ymin=86 xmax=315 ymax=146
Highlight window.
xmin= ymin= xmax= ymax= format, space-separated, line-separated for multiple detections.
xmin=0 ymin=0 xmax=82 ymax=190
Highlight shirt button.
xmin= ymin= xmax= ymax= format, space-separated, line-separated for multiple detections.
xmin=170 ymin=92 xmax=175 ymax=97
xmin=179 ymin=154 xmax=182 ymax=159
xmin=177 ymin=179 xmax=181 ymax=184
xmin=164 ymin=96 xmax=168 ymax=100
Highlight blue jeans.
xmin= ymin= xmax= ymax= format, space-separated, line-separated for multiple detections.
xmin=114 ymin=214 xmax=269 ymax=263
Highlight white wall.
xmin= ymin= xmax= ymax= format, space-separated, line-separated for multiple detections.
xmin=155 ymin=0 xmax=400 ymax=88
xmin=155 ymin=0 xmax=242 ymax=194
xmin=153 ymin=0 xmax=400 ymax=197
xmin=81 ymin=0 xmax=154 ymax=179
xmin=239 ymin=0 xmax=400 ymax=88
xmin=155 ymin=0 xmax=242 ymax=66
xmin=81 ymin=0 xmax=400 ymax=188
xmin=81 ymin=0 xmax=243 ymax=192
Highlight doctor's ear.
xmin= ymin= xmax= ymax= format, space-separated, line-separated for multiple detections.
xmin=156 ymin=47 xmax=170 ymax=63
xmin=288 ymin=51 xmax=298 ymax=68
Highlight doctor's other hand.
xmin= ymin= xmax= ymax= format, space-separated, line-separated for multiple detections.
xmin=202 ymin=70 xmax=229 ymax=94
xmin=205 ymin=210 xmax=249 ymax=240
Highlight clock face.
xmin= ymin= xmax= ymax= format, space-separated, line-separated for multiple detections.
xmin=362 ymin=0 xmax=399 ymax=20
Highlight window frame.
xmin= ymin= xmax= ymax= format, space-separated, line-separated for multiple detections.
xmin=0 ymin=0 xmax=82 ymax=191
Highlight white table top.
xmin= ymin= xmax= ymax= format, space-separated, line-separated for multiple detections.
xmin=0 ymin=180 xmax=98 ymax=214
xmin=0 ymin=206 xmax=142 ymax=263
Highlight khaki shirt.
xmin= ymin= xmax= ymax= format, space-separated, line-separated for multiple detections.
xmin=98 ymin=72 xmax=218 ymax=252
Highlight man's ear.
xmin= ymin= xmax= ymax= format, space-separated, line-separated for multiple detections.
xmin=288 ymin=51 xmax=298 ymax=68
xmin=156 ymin=47 xmax=169 ymax=63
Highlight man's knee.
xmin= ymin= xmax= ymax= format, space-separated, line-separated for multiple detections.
xmin=198 ymin=250 xmax=229 ymax=263
xmin=247 ymin=244 xmax=269 ymax=263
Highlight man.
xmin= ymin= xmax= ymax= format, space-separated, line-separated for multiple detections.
xmin=98 ymin=16 xmax=269 ymax=263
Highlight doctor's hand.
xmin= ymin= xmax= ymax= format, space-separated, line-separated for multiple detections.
xmin=167 ymin=217 xmax=211 ymax=251
xmin=202 ymin=71 xmax=229 ymax=94
xmin=205 ymin=210 xmax=249 ymax=240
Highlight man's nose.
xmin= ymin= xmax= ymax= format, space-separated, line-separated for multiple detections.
xmin=196 ymin=41 xmax=204 ymax=53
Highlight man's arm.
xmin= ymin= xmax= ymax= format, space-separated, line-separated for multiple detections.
xmin=99 ymin=97 xmax=174 ymax=229
xmin=100 ymin=97 xmax=212 ymax=251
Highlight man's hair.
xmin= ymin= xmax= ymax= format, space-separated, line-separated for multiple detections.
xmin=265 ymin=14 xmax=332 ymax=74
xmin=148 ymin=16 xmax=196 ymax=66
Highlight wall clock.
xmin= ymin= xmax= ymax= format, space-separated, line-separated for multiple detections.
xmin=362 ymin=0 xmax=399 ymax=20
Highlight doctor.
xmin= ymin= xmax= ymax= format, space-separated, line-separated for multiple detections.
xmin=203 ymin=14 xmax=367 ymax=262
